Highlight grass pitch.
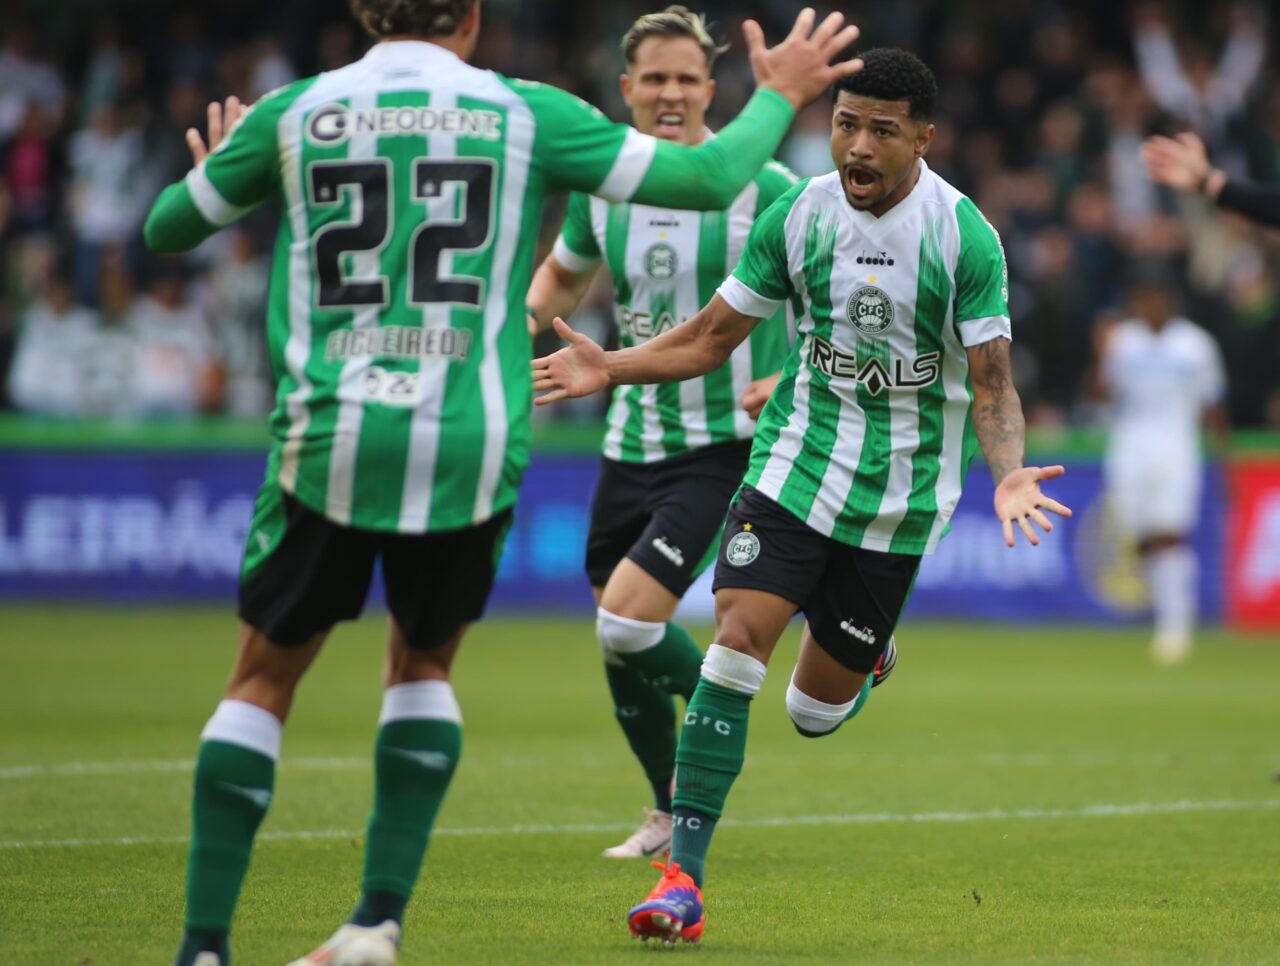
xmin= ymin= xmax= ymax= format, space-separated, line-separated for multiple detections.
xmin=1 ymin=607 xmax=1278 ymax=964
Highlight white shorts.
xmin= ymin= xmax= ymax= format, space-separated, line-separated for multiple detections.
xmin=1104 ymin=452 xmax=1201 ymax=539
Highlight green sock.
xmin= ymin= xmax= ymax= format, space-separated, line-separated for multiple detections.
xmin=671 ymin=678 xmax=755 ymax=886
xmin=604 ymin=660 xmax=677 ymax=812
xmin=358 ymin=718 xmax=462 ymax=911
xmin=185 ymin=739 xmax=275 ymax=933
xmin=617 ymin=622 xmax=703 ymax=700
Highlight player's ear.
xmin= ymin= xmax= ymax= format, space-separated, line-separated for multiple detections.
xmin=704 ymin=77 xmax=716 ymax=109
xmin=620 ymin=73 xmax=634 ymax=108
xmin=916 ymin=122 xmax=936 ymax=159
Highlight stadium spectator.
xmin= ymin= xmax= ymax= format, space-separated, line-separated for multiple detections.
xmin=66 ymin=103 xmax=150 ymax=305
xmin=125 ymin=260 xmax=222 ymax=416
xmin=202 ymin=226 xmax=271 ymax=416
xmin=7 ymin=267 xmax=100 ymax=415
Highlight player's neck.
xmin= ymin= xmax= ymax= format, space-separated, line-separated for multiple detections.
xmin=380 ymin=33 xmax=472 ymax=60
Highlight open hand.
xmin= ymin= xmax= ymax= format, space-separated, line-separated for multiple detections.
xmin=744 ymin=8 xmax=864 ymax=112
xmin=186 ymin=96 xmax=245 ymax=165
xmin=994 ymin=465 xmax=1072 ymax=548
xmin=1142 ymin=132 xmax=1210 ymax=193
xmin=531 ymin=317 xmax=609 ymax=405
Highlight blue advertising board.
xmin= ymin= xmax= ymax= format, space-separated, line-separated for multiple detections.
xmin=0 ymin=448 xmax=1224 ymax=623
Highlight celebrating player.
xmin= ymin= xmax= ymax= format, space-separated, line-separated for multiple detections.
xmin=1094 ymin=269 xmax=1228 ymax=664
xmin=143 ymin=1 xmax=865 ymax=963
xmin=524 ymin=6 xmax=797 ymax=861
xmin=533 ymin=48 xmax=1072 ymax=943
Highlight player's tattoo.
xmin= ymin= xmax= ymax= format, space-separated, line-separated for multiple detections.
xmin=969 ymin=337 xmax=1025 ymax=485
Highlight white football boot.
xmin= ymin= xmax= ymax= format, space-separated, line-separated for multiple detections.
xmin=1150 ymin=632 xmax=1191 ymax=665
xmin=192 ymin=955 xmax=222 ymax=966
xmin=285 ymin=920 xmax=400 ymax=966
xmin=602 ymin=808 xmax=673 ymax=859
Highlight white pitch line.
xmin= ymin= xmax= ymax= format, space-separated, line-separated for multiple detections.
xmin=0 ymin=757 xmax=368 ymax=780
xmin=5 ymin=751 xmax=1275 ymax=781
xmin=1 ymin=798 xmax=1277 ymax=851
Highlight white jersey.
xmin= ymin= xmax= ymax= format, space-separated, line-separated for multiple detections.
xmin=1102 ymin=318 xmax=1224 ymax=464
xmin=1101 ymin=317 xmax=1225 ymax=535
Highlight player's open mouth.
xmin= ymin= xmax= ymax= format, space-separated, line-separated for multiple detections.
xmin=655 ymin=112 xmax=685 ymax=138
xmin=844 ymin=165 xmax=880 ymax=200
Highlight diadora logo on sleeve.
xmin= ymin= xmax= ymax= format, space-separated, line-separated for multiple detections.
xmin=808 ymin=335 xmax=940 ymax=396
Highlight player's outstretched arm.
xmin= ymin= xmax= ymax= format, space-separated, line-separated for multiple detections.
xmin=532 ymin=294 xmax=759 ymax=406
xmin=524 ymin=10 xmax=860 ymax=212
xmin=967 ymin=337 xmax=1072 ymax=547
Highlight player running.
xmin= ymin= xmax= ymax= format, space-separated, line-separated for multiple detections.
xmin=1094 ymin=269 xmax=1228 ymax=664
xmin=524 ymin=6 xmax=798 ymax=861
xmin=533 ymin=48 xmax=1072 ymax=944
xmin=143 ymin=0 xmax=865 ymax=963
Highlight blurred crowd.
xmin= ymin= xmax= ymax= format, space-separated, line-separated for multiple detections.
xmin=1 ymin=0 xmax=1279 ymax=427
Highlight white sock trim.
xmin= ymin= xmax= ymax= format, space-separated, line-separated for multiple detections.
xmin=701 ymin=643 xmax=767 ymax=695
xmin=380 ymin=680 xmax=462 ymax=726
xmin=596 ymin=607 xmax=666 ymax=656
xmin=201 ymin=700 xmax=283 ymax=761
xmin=785 ymin=671 xmax=855 ymax=735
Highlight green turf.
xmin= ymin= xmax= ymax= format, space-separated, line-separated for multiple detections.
xmin=1 ymin=607 xmax=1278 ymax=964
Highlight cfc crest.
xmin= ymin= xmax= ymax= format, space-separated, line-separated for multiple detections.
xmin=847 ymin=285 xmax=894 ymax=335
xmin=725 ymin=528 xmax=761 ymax=567
xmin=644 ymin=242 xmax=679 ymax=281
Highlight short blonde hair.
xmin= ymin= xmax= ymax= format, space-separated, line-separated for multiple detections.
xmin=621 ymin=6 xmax=728 ymax=72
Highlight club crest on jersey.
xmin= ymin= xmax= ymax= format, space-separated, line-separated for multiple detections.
xmin=644 ymin=242 xmax=679 ymax=281
xmin=846 ymin=285 xmax=895 ymax=335
xmin=725 ymin=527 xmax=761 ymax=567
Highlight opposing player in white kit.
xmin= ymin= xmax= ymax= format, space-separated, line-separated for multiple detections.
xmin=534 ymin=49 xmax=1071 ymax=942
xmin=526 ymin=6 xmax=797 ymax=861
xmin=1096 ymin=273 xmax=1228 ymax=664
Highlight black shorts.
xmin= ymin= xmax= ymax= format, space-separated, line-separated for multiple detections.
xmin=238 ymin=483 xmax=512 ymax=651
xmin=712 ymin=485 xmax=920 ymax=673
xmin=585 ymin=441 xmax=752 ymax=597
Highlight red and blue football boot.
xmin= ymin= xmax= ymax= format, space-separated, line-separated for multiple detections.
xmin=627 ymin=856 xmax=704 ymax=944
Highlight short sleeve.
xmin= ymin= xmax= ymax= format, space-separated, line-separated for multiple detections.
xmin=953 ymin=197 xmax=1012 ymax=347
xmin=719 ymin=181 xmax=807 ymax=318
xmin=551 ymin=192 xmax=601 ymax=272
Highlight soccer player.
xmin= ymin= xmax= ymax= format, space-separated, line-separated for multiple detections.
xmin=1094 ymin=271 xmax=1228 ymax=664
xmin=142 ymin=1 xmax=865 ymax=963
xmin=524 ymin=6 xmax=797 ymax=861
xmin=532 ymin=48 xmax=1072 ymax=943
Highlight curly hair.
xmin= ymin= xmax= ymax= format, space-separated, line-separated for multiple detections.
xmin=349 ymin=0 xmax=477 ymax=39
xmin=621 ymin=6 xmax=729 ymax=73
xmin=833 ymin=48 xmax=938 ymax=120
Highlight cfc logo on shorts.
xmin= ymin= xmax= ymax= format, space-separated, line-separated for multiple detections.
xmin=725 ymin=524 xmax=761 ymax=567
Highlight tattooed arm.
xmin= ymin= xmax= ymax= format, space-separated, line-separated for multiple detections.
xmin=967 ymin=336 xmax=1025 ymax=483
xmin=966 ymin=337 xmax=1073 ymax=547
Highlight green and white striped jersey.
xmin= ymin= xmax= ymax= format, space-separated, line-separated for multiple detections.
xmin=553 ymin=159 xmax=797 ymax=463
xmin=144 ymin=40 xmax=796 ymax=533
xmin=719 ymin=162 xmax=1010 ymax=555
